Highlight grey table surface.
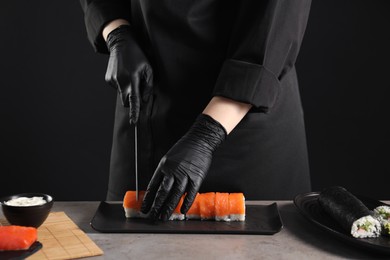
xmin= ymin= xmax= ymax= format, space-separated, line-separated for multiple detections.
xmin=2 ymin=201 xmax=390 ymax=260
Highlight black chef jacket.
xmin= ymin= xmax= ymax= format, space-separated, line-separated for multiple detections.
xmin=80 ymin=0 xmax=312 ymax=200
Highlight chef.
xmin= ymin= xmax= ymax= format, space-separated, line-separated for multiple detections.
xmin=80 ymin=0 xmax=312 ymax=220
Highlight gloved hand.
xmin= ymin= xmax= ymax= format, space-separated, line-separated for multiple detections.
xmin=141 ymin=114 xmax=227 ymax=220
xmin=105 ymin=25 xmax=153 ymax=125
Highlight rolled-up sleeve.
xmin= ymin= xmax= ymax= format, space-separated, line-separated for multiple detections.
xmin=80 ymin=0 xmax=131 ymax=53
xmin=212 ymin=0 xmax=311 ymax=112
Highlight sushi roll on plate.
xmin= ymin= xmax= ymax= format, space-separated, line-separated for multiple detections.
xmin=123 ymin=191 xmax=246 ymax=221
xmin=229 ymin=193 xmax=246 ymax=221
xmin=123 ymin=191 xmax=148 ymax=219
xmin=215 ymin=193 xmax=230 ymax=221
xmin=374 ymin=206 xmax=390 ymax=222
xmin=318 ymin=186 xmax=381 ymax=238
xmin=199 ymin=192 xmax=216 ymax=220
xmin=374 ymin=205 xmax=390 ymax=236
xmin=382 ymin=221 xmax=390 ymax=236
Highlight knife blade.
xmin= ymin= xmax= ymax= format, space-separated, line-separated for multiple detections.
xmin=134 ymin=124 xmax=139 ymax=201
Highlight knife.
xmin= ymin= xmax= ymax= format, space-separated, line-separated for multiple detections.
xmin=130 ymin=94 xmax=139 ymax=202
xmin=134 ymin=124 xmax=139 ymax=201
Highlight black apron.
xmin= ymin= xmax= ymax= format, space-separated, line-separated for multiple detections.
xmin=81 ymin=0 xmax=312 ymax=200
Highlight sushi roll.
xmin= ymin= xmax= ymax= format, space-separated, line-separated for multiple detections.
xmin=374 ymin=205 xmax=390 ymax=221
xmin=318 ymin=186 xmax=381 ymax=238
xmin=169 ymin=196 xmax=185 ymax=221
xmin=382 ymin=221 xmax=390 ymax=236
xmin=0 ymin=226 xmax=37 ymax=251
xmin=122 ymin=190 xmax=246 ymax=222
xmin=123 ymin=191 xmax=148 ymax=218
xmin=186 ymin=193 xmax=200 ymax=220
xmin=215 ymin=193 xmax=230 ymax=221
xmin=199 ymin=192 xmax=216 ymax=220
xmin=228 ymin=193 xmax=245 ymax=221
xmin=374 ymin=206 xmax=390 ymax=236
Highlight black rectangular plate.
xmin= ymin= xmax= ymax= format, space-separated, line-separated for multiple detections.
xmin=0 ymin=241 xmax=42 ymax=260
xmin=90 ymin=202 xmax=283 ymax=235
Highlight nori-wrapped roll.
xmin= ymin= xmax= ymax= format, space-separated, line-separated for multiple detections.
xmin=318 ymin=186 xmax=381 ymax=238
xmin=374 ymin=206 xmax=390 ymax=236
xmin=382 ymin=221 xmax=390 ymax=236
xmin=374 ymin=206 xmax=390 ymax=222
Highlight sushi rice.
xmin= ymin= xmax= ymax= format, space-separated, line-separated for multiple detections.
xmin=351 ymin=215 xmax=381 ymax=238
xmin=124 ymin=208 xmax=149 ymax=219
xmin=169 ymin=213 xmax=185 ymax=221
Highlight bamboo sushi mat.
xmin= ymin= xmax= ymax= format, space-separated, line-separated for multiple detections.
xmin=0 ymin=212 xmax=103 ymax=259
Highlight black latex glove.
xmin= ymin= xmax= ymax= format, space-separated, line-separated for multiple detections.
xmin=141 ymin=114 xmax=227 ymax=220
xmin=105 ymin=25 xmax=153 ymax=125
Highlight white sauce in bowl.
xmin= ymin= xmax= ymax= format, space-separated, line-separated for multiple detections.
xmin=5 ymin=196 xmax=47 ymax=207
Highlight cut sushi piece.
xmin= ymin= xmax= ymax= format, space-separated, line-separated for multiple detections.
xmin=0 ymin=226 xmax=37 ymax=251
xmin=351 ymin=215 xmax=382 ymax=238
xmin=199 ymin=192 xmax=216 ymax=220
xmin=169 ymin=196 xmax=185 ymax=221
xmin=123 ymin=191 xmax=148 ymax=218
xmin=374 ymin=205 xmax=390 ymax=221
xmin=215 ymin=193 xmax=230 ymax=221
xmin=186 ymin=193 xmax=200 ymax=220
xmin=229 ymin=193 xmax=245 ymax=221
xmin=374 ymin=206 xmax=390 ymax=236
xmin=318 ymin=186 xmax=381 ymax=238
xmin=382 ymin=220 xmax=390 ymax=236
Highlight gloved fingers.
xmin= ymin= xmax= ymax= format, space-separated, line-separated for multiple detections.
xmin=181 ymin=180 xmax=201 ymax=214
xmin=141 ymin=163 xmax=164 ymax=214
xmin=160 ymin=177 xmax=188 ymax=221
xmin=129 ymin=75 xmax=141 ymax=125
xmin=104 ymin=57 xmax=119 ymax=91
xmin=107 ymin=74 xmax=131 ymax=107
xmin=113 ymin=72 xmax=131 ymax=107
xmin=148 ymin=173 xmax=175 ymax=220
xmin=118 ymin=80 xmax=131 ymax=107
xmin=141 ymin=65 xmax=153 ymax=103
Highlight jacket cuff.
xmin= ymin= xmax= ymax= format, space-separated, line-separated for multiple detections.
xmin=212 ymin=59 xmax=280 ymax=112
xmin=84 ymin=0 xmax=131 ymax=54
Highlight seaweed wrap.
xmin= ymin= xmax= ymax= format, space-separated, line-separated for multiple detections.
xmin=318 ymin=186 xmax=381 ymax=238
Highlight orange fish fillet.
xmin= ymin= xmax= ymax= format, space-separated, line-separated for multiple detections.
xmin=186 ymin=193 xmax=200 ymax=219
xmin=0 ymin=226 xmax=37 ymax=251
xmin=199 ymin=192 xmax=216 ymax=220
xmin=215 ymin=192 xmax=230 ymax=221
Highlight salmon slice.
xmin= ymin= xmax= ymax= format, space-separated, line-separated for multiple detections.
xmin=0 ymin=226 xmax=37 ymax=251
xmin=169 ymin=195 xmax=185 ymax=220
xmin=186 ymin=193 xmax=200 ymax=219
xmin=199 ymin=192 xmax=216 ymax=220
xmin=215 ymin=192 xmax=230 ymax=221
xmin=123 ymin=191 xmax=147 ymax=218
xmin=229 ymin=193 xmax=245 ymax=221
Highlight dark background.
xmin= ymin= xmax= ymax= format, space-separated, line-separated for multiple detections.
xmin=0 ymin=1 xmax=389 ymax=200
